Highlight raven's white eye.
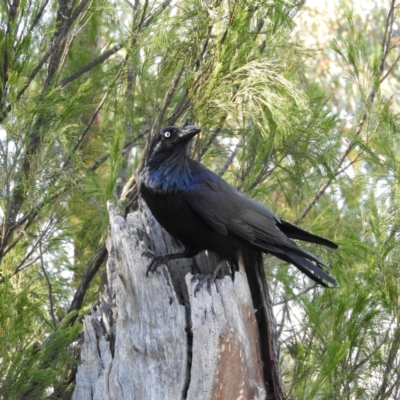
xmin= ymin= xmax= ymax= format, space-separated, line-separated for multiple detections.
xmin=164 ymin=131 xmax=171 ymax=138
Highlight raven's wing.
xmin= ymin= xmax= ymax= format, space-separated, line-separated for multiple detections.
xmin=183 ymin=162 xmax=337 ymax=286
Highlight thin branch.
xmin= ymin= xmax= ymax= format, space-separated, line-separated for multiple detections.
xmin=57 ymin=43 xmax=123 ymax=87
xmin=373 ymin=326 xmax=400 ymax=400
xmin=0 ymin=243 xmax=51 ymax=284
xmin=0 ymin=0 xmax=20 ymax=120
xmin=117 ymin=50 xmax=138 ymax=196
xmin=15 ymin=0 xmax=91 ymax=102
xmin=1 ymin=231 xmax=24 ymax=256
xmin=135 ymin=0 xmax=149 ymax=31
xmin=125 ymin=0 xmax=139 ymax=12
xmin=197 ymin=129 xmax=220 ymax=160
xmin=380 ymin=52 xmax=400 ymax=83
xmin=0 ymin=218 xmax=55 ymax=284
xmin=166 ymin=91 xmax=191 ymax=125
xmin=1 ymin=257 xmax=40 ymax=281
xmin=14 ymin=0 xmax=51 ymax=57
xmin=2 ymin=185 xmax=72 ymax=258
xmin=88 ymin=129 xmax=149 ymax=171
xmin=29 ymin=0 xmax=51 ymax=32
xmin=0 ymin=0 xmax=91 ymax=123
xmin=386 ymin=380 xmax=400 ymax=400
xmin=277 ymin=302 xmax=288 ymax=338
xmin=61 ymin=62 xmax=126 ymax=170
xmin=197 ymin=118 xmax=228 ymax=161
xmin=141 ymin=0 xmax=172 ymax=28
xmin=253 ymin=18 xmax=265 ymax=41
xmin=379 ymin=0 xmax=396 ymax=74
xmin=352 ymin=331 xmax=388 ymax=372
xmin=217 ymin=140 xmax=242 ymax=176
xmin=52 ymin=4 xmax=94 ymax=87
xmin=39 ymin=237 xmax=57 ymax=327
xmin=334 ymin=150 xmax=364 ymax=177
xmin=151 ymin=67 xmax=185 ymax=135
xmin=67 ymin=243 xmax=108 ymax=315
xmin=242 ymin=141 xmax=276 ymax=193
xmin=273 ymin=284 xmax=318 ymax=306
xmin=61 ymin=91 xmax=109 ymax=169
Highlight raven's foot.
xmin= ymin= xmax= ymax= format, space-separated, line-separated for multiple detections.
xmin=142 ymin=250 xmax=194 ymax=276
xmin=191 ymin=262 xmax=223 ymax=295
xmin=191 ymin=274 xmax=216 ymax=295
xmin=142 ymin=251 xmax=169 ymax=277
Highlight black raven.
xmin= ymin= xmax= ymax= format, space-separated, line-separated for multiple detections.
xmin=140 ymin=125 xmax=337 ymax=287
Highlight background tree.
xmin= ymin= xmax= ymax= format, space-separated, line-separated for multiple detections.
xmin=0 ymin=0 xmax=399 ymax=398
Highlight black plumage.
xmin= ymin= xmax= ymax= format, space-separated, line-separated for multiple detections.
xmin=140 ymin=125 xmax=337 ymax=287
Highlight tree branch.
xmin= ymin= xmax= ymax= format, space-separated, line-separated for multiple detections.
xmin=14 ymin=0 xmax=91 ymax=102
xmin=373 ymin=326 xmax=400 ymax=400
xmin=57 ymin=43 xmax=123 ymax=87
xmin=150 ymin=66 xmax=185 ymax=136
xmin=61 ymin=90 xmax=110 ymax=169
xmin=67 ymin=243 xmax=108 ymax=315
xmin=39 ymin=238 xmax=57 ymax=328
xmin=217 ymin=140 xmax=242 ymax=177
xmin=273 ymin=284 xmax=318 ymax=306
xmin=141 ymin=0 xmax=172 ymax=28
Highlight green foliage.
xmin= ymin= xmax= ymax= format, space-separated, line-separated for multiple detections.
xmin=0 ymin=280 xmax=81 ymax=399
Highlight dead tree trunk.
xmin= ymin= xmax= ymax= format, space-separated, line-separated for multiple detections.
xmin=72 ymin=200 xmax=284 ymax=399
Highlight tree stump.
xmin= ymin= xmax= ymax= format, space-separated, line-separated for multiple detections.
xmin=73 ymin=200 xmax=283 ymax=399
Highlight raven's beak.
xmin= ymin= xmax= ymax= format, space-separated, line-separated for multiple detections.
xmin=178 ymin=125 xmax=201 ymax=141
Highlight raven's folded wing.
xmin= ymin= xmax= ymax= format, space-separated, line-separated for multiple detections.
xmin=183 ymin=162 xmax=337 ymax=286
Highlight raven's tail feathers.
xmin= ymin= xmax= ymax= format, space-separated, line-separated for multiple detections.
xmin=279 ymin=220 xmax=338 ymax=249
xmin=282 ymin=250 xmax=337 ymax=287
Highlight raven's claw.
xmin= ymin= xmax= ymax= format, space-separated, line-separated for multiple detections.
xmin=191 ymin=273 xmax=219 ymax=296
xmin=143 ymin=250 xmax=196 ymax=277
xmin=191 ymin=261 xmax=225 ymax=295
xmin=142 ymin=251 xmax=168 ymax=276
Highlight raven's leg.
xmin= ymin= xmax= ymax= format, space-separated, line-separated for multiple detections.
xmin=143 ymin=250 xmax=198 ymax=276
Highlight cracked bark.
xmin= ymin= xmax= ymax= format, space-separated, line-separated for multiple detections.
xmin=73 ymin=199 xmax=283 ymax=399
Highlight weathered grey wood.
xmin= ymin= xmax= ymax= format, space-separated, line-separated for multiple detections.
xmin=186 ymin=267 xmax=266 ymax=399
xmin=74 ymin=202 xmax=188 ymax=400
xmin=73 ymin=200 xmax=270 ymax=399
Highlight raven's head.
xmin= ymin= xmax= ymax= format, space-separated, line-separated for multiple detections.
xmin=148 ymin=125 xmax=201 ymax=162
xmin=142 ymin=125 xmax=202 ymax=192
